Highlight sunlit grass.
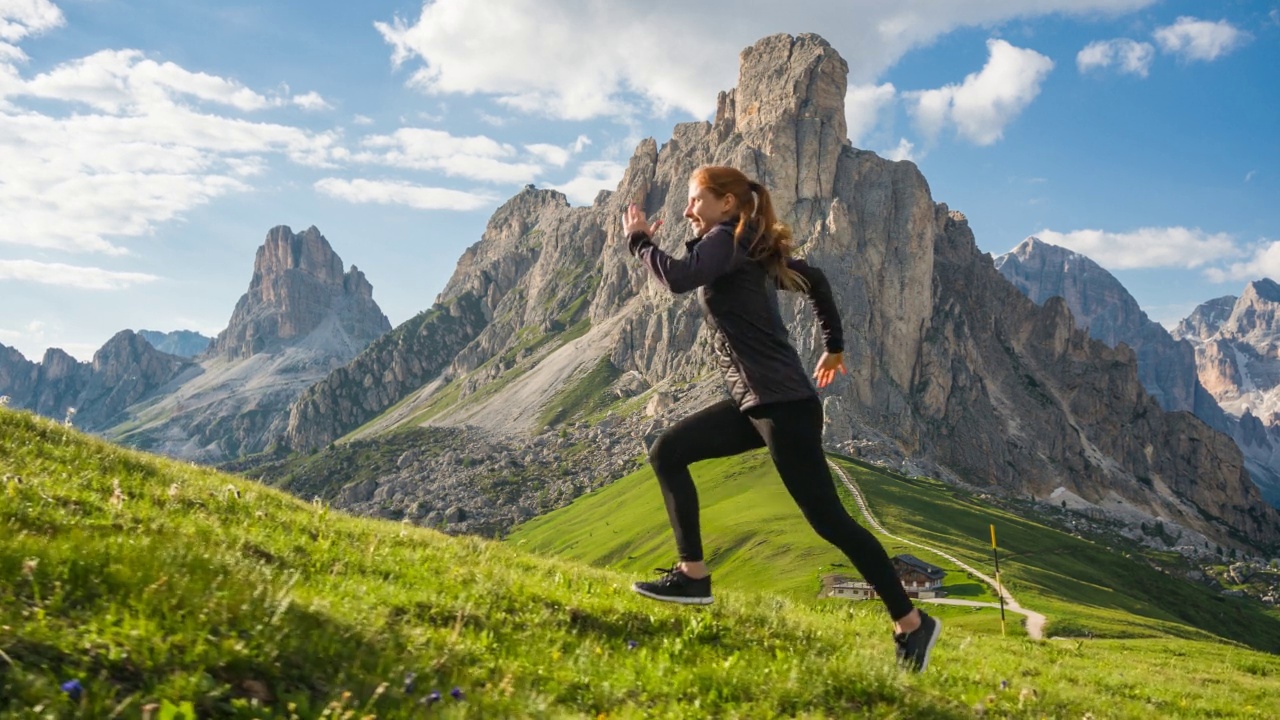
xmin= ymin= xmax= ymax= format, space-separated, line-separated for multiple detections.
xmin=3 ymin=407 xmax=1279 ymax=718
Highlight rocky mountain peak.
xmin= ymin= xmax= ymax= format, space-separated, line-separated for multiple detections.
xmin=210 ymin=225 xmax=391 ymax=361
xmin=1245 ymin=278 xmax=1280 ymax=304
xmin=726 ymin=33 xmax=847 ymax=139
xmin=1173 ymin=295 xmax=1237 ymax=345
xmin=275 ymin=33 xmax=1280 ymax=553
xmin=255 ymin=225 xmax=345 ymax=288
xmin=711 ymin=33 xmax=849 ymax=214
xmin=1220 ymin=279 xmax=1280 ymax=354
xmin=995 ymin=236 xmax=1147 ymax=350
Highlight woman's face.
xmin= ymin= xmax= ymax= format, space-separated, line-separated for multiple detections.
xmin=684 ymin=182 xmax=735 ymax=237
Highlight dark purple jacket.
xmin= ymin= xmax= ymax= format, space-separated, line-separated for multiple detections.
xmin=629 ymin=218 xmax=844 ymax=409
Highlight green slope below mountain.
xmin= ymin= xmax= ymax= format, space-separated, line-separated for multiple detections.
xmin=3 ymin=407 xmax=1279 ymax=719
xmin=508 ymin=452 xmax=1280 ymax=653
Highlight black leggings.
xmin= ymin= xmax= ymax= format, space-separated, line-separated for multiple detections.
xmin=648 ymin=396 xmax=914 ymax=620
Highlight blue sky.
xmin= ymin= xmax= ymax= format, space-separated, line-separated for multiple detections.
xmin=1 ymin=0 xmax=1277 ymax=361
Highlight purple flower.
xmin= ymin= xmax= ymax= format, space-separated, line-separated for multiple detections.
xmin=450 ymin=686 xmax=464 ymax=700
xmin=404 ymin=672 xmax=417 ymax=693
xmin=61 ymin=679 xmax=83 ymax=701
xmin=420 ymin=690 xmax=442 ymax=706
xmin=627 ymin=640 xmax=639 ymax=650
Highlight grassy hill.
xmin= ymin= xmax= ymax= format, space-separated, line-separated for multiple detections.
xmin=3 ymin=407 xmax=1280 ymax=718
xmin=509 ymin=451 xmax=1280 ymax=651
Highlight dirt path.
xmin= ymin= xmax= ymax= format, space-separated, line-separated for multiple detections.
xmin=827 ymin=461 xmax=1047 ymax=640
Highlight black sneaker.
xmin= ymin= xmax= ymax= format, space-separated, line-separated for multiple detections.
xmin=631 ymin=566 xmax=713 ymax=605
xmin=894 ymin=610 xmax=942 ymax=672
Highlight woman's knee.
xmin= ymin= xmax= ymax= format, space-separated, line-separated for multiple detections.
xmin=648 ymin=433 xmax=688 ymax=472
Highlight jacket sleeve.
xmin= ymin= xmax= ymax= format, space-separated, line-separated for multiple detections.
xmin=783 ymin=257 xmax=844 ymax=353
xmin=628 ymin=227 xmax=739 ymax=294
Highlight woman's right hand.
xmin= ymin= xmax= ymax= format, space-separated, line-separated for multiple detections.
xmin=623 ymin=204 xmax=662 ymax=238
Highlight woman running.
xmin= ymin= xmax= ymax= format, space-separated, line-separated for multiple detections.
xmin=622 ymin=165 xmax=941 ymax=672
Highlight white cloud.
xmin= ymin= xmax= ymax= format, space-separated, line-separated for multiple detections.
xmin=314 ymin=177 xmax=496 ymax=211
xmin=0 ymin=0 xmax=64 ymax=43
xmin=0 ymin=107 xmax=342 ymax=254
xmin=0 ymin=320 xmax=46 ymax=358
xmin=883 ymin=138 xmax=916 ymax=162
xmin=907 ymin=39 xmax=1054 ymax=146
xmin=551 ymin=160 xmax=626 ymax=206
xmin=352 ymin=114 xmax=374 ymax=125
xmin=1204 ymin=240 xmax=1280 ymax=283
xmin=1153 ymin=17 xmax=1249 ymax=62
xmin=525 ymin=143 xmax=570 ymax=167
xmin=0 ymin=259 xmax=160 ymax=289
xmin=292 ymin=90 xmax=331 ymax=111
xmin=0 ymin=36 xmax=345 ymax=255
xmin=845 ymin=82 xmax=895 ymax=146
xmin=1076 ymin=38 xmax=1155 ymax=76
xmin=525 ymin=135 xmax=591 ymax=168
xmin=18 ymin=49 xmax=277 ymax=113
xmin=1034 ymin=227 xmax=1238 ymax=270
xmin=352 ymin=127 xmax=543 ymax=183
xmin=375 ymin=0 xmax=1154 ymax=121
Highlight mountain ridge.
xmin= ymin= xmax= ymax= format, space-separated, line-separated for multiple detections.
xmin=273 ymin=33 xmax=1279 ymax=555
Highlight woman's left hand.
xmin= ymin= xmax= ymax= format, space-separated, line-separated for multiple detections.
xmin=623 ymin=204 xmax=662 ymax=238
xmin=813 ymin=351 xmax=847 ymax=389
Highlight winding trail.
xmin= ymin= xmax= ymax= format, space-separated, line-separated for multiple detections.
xmin=827 ymin=461 xmax=1047 ymax=640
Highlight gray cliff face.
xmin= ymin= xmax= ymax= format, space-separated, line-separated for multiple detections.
xmin=1172 ymin=284 xmax=1280 ymax=506
xmin=928 ymin=218 xmax=1275 ymax=546
xmin=283 ymin=294 xmax=489 ymax=453
xmin=994 ymin=238 xmax=1227 ymax=426
xmin=0 ymin=332 xmax=190 ymax=430
xmin=1175 ymin=296 xmax=1237 ymax=344
xmin=275 ymin=33 xmax=1279 ymax=552
xmin=100 ymin=226 xmax=393 ymax=462
xmin=0 ymin=344 xmax=38 ymax=407
xmin=211 ymin=225 xmax=389 ymax=361
xmin=992 ymin=239 xmax=1280 ymax=508
xmin=1175 ymin=284 xmax=1280 ymax=423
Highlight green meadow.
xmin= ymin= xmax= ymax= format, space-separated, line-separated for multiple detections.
xmin=3 ymin=406 xmax=1279 ymax=718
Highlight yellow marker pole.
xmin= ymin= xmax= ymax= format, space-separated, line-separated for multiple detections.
xmin=991 ymin=524 xmax=1006 ymax=637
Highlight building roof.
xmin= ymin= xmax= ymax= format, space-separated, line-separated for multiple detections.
xmin=893 ymin=554 xmax=946 ymax=580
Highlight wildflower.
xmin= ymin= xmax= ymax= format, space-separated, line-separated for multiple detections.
xmin=60 ymin=679 xmax=83 ymax=701
xmin=403 ymin=672 xmax=417 ymax=694
xmin=110 ymin=479 xmax=125 ymax=508
xmin=63 ymin=407 xmax=77 ymax=427
xmin=999 ymin=679 xmax=1009 ymax=690
xmin=21 ymin=558 xmax=37 ymax=578
xmin=450 ymin=687 xmax=464 ymax=700
xmin=0 ymin=395 xmax=10 ymax=407
xmin=168 ymin=483 xmax=180 ymax=500
xmin=627 ymin=639 xmax=639 ymax=650
xmin=420 ymin=690 xmax=442 ymax=706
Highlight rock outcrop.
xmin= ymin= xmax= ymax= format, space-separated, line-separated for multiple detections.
xmin=263 ymin=34 xmax=1280 ymax=553
xmin=995 ymin=238 xmax=1221 ymax=421
xmin=211 ymin=225 xmax=388 ymax=361
xmin=98 ymin=226 xmax=392 ymax=461
xmin=994 ymin=238 xmax=1280 ymax=507
xmin=0 ymin=332 xmax=191 ymax=429
xmin=1172 ymin=283 xmax=1280 ymax=506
